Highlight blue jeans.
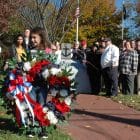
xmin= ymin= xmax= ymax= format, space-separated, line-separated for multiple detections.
xmin=29 ymin=86 xmax=48 ymax=106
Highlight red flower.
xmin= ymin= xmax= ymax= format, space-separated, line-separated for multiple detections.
xmin=48 ymin=76 xmax=70 ymax=88
xmin=34 ymin=105 xmax=50 ymax=126
xmin=29 ymin=60 xmax=50 ymax=79
xmin=10 ymin=80 xmax=17 ymax=86
xmin=52 ymin=98 xmax=70 ymax=113
xmin=26 ymin=74 xmax=34 ymax=82
xmin=48 ymin=76 xmax=60 ymax=86
xmin=12 ymin=69 xmax=17 ymax=74
xmin=59 ymin=76 xmax=70 ymax=87
xmin=40 ymin=59 xmax=50 ymax=66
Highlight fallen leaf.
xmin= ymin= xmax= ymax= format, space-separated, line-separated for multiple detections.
xmin=120 ymin=107 xmax=124 ymax=110
xmin=118 ymin=101 xmax=122 ymax=104
xmin=127 ymin=125 xmax=130 ymax=128
xmin=85 ymin=125 xmax=91 ymax=128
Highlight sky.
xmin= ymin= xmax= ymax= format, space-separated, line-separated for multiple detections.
xmin=115 ymin=0 xmax=123 ymax=9
xmin=115 ymin=0 xmax=139 ymax=38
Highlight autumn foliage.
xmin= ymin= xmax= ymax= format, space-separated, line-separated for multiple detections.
xmin=65 ymin=0 xmax=121 ymax=44
xmin=0 ymin=0 xmax=25 ymax=32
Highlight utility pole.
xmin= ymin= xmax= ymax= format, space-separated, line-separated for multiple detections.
xmin=76 ymin=0 xmax=80 ymax=43
xmin=122 ymin=0 xmax=125 ymax=41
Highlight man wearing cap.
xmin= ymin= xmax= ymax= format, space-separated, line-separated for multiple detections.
xmin=80 ymin=40 xmax=91 ymax=60
xmin=101 ymin=38 xmax=119 ymax=96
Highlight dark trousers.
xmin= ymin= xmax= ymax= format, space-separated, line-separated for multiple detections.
xmin=87 ymin=69 xmax=101 ymax=94
xmin=121 ymin=74 xmax=135 ymax=95
xmin=102 ymin=67 xmax=118 ymax=96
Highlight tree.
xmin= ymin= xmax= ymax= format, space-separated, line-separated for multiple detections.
xmin=65 ymin=0 xmax=124 ymax=46
xmin=135 ymin=0 xmax=140 ymax=37
xmin=0 ymin=0 xmax=25 ymax=34
xmin=121 ymin=0 xmax=140 ymax=39
xmin=19 ymin=0 xmax=77 ymax=42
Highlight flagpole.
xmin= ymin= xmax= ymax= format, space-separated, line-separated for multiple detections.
xmin=122 ymin=0 xmax=124 ymax=41
xmin=76 ymin=0 xmax=79 ymax=43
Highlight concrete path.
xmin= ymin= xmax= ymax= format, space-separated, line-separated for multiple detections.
xmin=62 ymin=94 xmax=140 ymax=140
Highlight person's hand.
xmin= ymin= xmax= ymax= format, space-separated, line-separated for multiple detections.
xmin=3 ymin=62 xmax=9 ymax=71
xmin=82 ymin=59 xmax=87 ymax=63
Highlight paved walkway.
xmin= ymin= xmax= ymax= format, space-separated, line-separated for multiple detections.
xmin=62 ymin=94 xmax=140 ymax=140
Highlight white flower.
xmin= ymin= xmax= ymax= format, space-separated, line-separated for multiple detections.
xmin=64 ymin=96 xmax=72 ymax=106
xmin=42 ymin=68 xmax=49 ymax=79
xmin=49 ymin=67 xmax=61 ymax=75
xmin=43 ymin=107 xmax=49 ymax=113
xmin=27 ymin=119 xmax=32 ymax=125
xmin=60 ymin=89 xmax=68 ymax=97
xmin=50 ymin=89 xmax=58 ymax=97
xmin=23 ymin=112 xmax=28 ymax=118
xmin=20 ymin=102 xmax=28 ymax=110
xmin=9 ymin=73 xmax=15 ymax=80
xmin=47 ymin=111 xmax=58 ymax=124
xmin=23 ymin=62 xmax=31 ymax=72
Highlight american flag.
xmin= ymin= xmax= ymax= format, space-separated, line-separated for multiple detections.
xmin=74 ymin=7 xmax=80 ymax=18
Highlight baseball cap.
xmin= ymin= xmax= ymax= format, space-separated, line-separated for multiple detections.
xmin=81 ymin=40 xmax=87 ymax=46
xmin=75 ymin=41 xmax=79 ymax=45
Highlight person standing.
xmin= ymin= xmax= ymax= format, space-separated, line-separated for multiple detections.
xmin=131 ymin=40 xmax=136 ymax=50
xmin=71 ymin=41 xmax=91 ymax=93
xmin=30 ymin=27 xmax=51 ymax=105
xmin=119 ymin=41 xmax=138 ymax=95
xmin=23 ymin=29 xmax=33 ymax=52
xmin=135 ymin=40 xmax=140 ymax=95
xmin=54 ymin=41 xmax=62 ymax=65
xmin=27 ymin=27 xmax=52 ymax=138
xmin=71 ymin=41 xmax=82 ymax=61
xmin=13 ymin=34 xmax=27 ymax=63
xmin=101 ymin=38 xmax=119 ymax=96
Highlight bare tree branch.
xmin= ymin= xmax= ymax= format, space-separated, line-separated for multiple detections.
xmin=19 ymin=0 xmax=78 ymax=42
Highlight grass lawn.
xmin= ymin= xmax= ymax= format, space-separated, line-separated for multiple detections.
xmin=99 ymin=92 xmax=140 ymax=111
xmin=0 ymin=99 xmax=72 ymax=140
xmin=111 ymin=94 xmax=140 ymax=111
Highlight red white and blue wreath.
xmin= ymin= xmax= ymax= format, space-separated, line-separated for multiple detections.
xmin=3 ymin=51 xmax=78 ymax=135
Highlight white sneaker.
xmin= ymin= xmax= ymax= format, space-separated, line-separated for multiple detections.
xmin=42 ymin=135 xmax=48 ymax=139
xmin=28 ymin=134 xmax=35 ymax=138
